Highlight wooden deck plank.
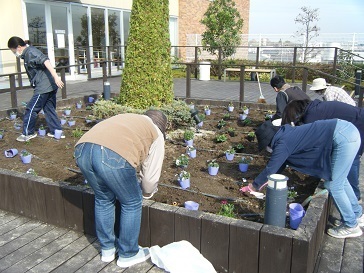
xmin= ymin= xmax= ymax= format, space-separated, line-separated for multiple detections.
xmin=28 ymin=234 xmax=96 ymax=272
xmin=0 ymin=212 xmax=20 ymax=226
xmin=0 ymin=220 xmax=41 ymax=247
xmin=0 ymin=225 xmax=65 ymax=272
xmin=0 ymin=215 xmax=29 ymax=236
xmin=50 ymin=237 xmax=99 ymax=273
xmin=2 ymin=230 xmax=82 ymax=273
xmin=75 ymin=255 xmax=109 ymax=273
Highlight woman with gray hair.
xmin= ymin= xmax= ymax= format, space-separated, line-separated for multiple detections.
xmin=74 ymin=110 xmax=167 ymax=268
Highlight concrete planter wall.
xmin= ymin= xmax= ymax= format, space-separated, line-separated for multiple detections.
xmin=0 ymin=167 xmax=329 ymax=273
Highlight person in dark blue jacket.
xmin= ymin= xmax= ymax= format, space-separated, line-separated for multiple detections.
xmin=240 ymin=119 xmax=363 ymax=239
xmin=8 ymin=36 xmax=64 ymax=142
xmin=281 ymin=99 xmax=363 ymax=202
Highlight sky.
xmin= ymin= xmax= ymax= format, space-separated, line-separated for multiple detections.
xmin=249 ymin=0 xmax=364 ymax=34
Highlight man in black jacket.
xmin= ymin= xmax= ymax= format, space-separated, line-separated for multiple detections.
xmin=270 ymin=75 xmax=310 ymax=120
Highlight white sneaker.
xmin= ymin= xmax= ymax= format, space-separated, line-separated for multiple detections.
xmin=327 ymin=224 xmax=363 ymax=239
xmin=47 ymin=132 xmax=65 ymax=139
xmin=101 ymin=248 xmax=116 ymax=263
xmin=116 ymin=247 xmax=150 ymax=268
xmin=16 ymin=133 xmax=37 ymax=142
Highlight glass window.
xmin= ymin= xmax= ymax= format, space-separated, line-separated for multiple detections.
xmin=26 ymin=3 xmax=46 ymax=51
xmin=91 ymin=8 xmax=105 ymax=48
xmin=72 ymin=5 xmax=88 ymax=47
xmin=51 ymin=5 xmax=69 ymax=67
xmin=123 ymin=11 xmax=131 ymax=45
xmin=108 ymin=10 xmax=121 ymax=47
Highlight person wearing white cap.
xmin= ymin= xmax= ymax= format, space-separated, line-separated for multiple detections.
xmin=310 ymin=78 xmax=356 ymax=106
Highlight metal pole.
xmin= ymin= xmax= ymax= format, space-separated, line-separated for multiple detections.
xmin=239 ymin=66 xmax=245 ymax=103
xmin=186 ymin=64 xmax=191 ymax=98
xmin=356 ymin=70 xmax=363 ymax=107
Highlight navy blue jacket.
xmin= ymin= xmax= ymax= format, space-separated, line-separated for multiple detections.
xmin=252 ymin=119 xmax=337 ymax=189
xmin=303 ymin=99 xmax=364 ymax=155
xmin=21 ymin=46 xmax=57 ymax=94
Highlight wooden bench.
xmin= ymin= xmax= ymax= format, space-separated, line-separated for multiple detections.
xmin=223 ymin=68 xmax=276 ymax=82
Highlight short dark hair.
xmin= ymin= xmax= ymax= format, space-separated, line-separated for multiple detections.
xmin=270 ymin=75 xmax=285 ymax=89
xmin=281 ymin=99 xmax=311 ymax=125
xmin=7 ymin=36 xmax=26 ymax=49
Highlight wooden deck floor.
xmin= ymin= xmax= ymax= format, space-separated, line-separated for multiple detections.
xmin=0 ymin=209 xmax=165 ymax=273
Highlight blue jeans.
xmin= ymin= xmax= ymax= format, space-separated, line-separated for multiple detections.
xmin=23 ymin=90 xmax=62 ymax=135
xmin=347 ymin=154 xmax=361 ymax=200
xmin=74 ymin=143 xmax=142 ymax=258
xmin=324 ymin=120 xmax=363 ymax=227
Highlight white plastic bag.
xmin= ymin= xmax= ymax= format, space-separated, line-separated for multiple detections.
xmin=150 ymin=240 xmax=216 ymax=273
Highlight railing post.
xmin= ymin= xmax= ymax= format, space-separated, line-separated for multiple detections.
xmin=102 ymin=61 xmax=108 ymax=83
xmin=239 ymin=66 xmax=245 ymax=103
xmin=16 ymin=57 xmax=23 ymax=88
xmin=86 ymin=46 xmax=92 ymax=80
xmin=255 ymin=47 xmax=260 ymax=66
xmin=302 ymin=68 xmax=308 ymax=92
xmin=186 ymin=64 xmax=191 ymax=98
xmin=332 ymin=47 xmax=338 ymax=82
xmin=218 ymin=47 xmax=222 ymax=80
xmin=9 ymin=74 xmax=18 ymax=108
xmin=60 ymin=68 xmax=67 ymax=99
xmin=292 ymin=47 xmax=297 ymax=83
xmin=116 ymin=46 xmax=121 ymax=70
xmin=194 ymin=46 xmax=198 ymax=79
xmin=355 ymin=70 xmax=363 ymax=107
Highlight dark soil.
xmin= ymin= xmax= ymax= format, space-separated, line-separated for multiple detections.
xmin=0 ymin=104 xmax=319 ymax=223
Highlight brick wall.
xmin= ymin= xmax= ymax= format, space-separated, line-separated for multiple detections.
xmin=178 ymin=0 xmax=250 ymax=61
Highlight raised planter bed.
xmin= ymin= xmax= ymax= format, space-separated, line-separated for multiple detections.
xmin=0 ymin=168 xmax=330 ymax=273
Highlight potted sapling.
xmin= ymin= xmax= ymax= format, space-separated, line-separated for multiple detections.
xmin=204 ymin=105 xmax=211 ymax=116
xmin=239 ymin=156 xmax=253 ymax=172
xmin=228 ymin=102 xmax=234 ymax=112
xmin=247 ymin=131 xmax=256 ymax=142
xmin=225 ymin=147 xmax=236 ymax=161
xmin=242 ymin=105 xmax=249 ymax=115
xmin=9 ymin=111 xmax=17 ymax=120
xmin=20 ymin=150 xmax=32 ymax=164
xmin=38 ymin=124 xmax=46 ymax=136
xmin=183 ymin=130 xmax=194 ymax=146
xmin=64 ymin=107 xmax=71 ymax=116
xmin=175 ymin=154 xmax=189 ymax=168
xmin=68 ymin=117 xmax=76 ymax=127
xmin=177 ymin=170 xmax=191 ymax=189
xmin=208 ymin=160 xmax=219 ymax=176
xmin=186 ymin=146 xmax=196 ymax=158
xmin=227 ymin=127 xmax=236 ymax=137
xmin=217 ymin=119 xmax=226 ymax=129
xmin=76 ymin=100 xmax=83 ymax=109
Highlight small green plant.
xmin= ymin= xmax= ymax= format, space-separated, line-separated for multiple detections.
xmin=288 ymin=187 xmax=298 ymax=199
xmin=217 ymin=119 xmax=226 ymax=128
xmin=242 ymin=118 xmax=252 ymax=126
xmin=225 ymin=147 xmax=236 ymax=154
xmin=235 ymin=143 xmax=244 ymax=150
xmin=26 ymin=168 xmax=38 ymax=176
xmin=227 ymin=127 xmax=236 ymax=136
xmin=178 ymin=170 xmax=190 ymax=180
xmin=86 ymin=115 xmax=96 ymax=122
xmin=183 ymin=130 xmax=194 ymax=141
xmin=198 ymin=113 xmax=206 ymax=121
xmin=217 ymin=200 xmax=236 ymax=218
xmin=243 ymin=105 xmax=249 ymax=111
xmin=216 ymin=134 xmax=227 ymax=143
xmin=223 ymin=113 xmax=231 ymax=120
xmin=248 ymin=132 xmax=255 ymax=138
xmin=72 ymin=128 xmax=84 ymax=138
xmin=175 ymin=154 xmax=189 ymax=167
xmin=228 ymin=102 xmax=234 ymax=107
xmin=204 ymin=105 xmax=210 ymax=110
xmin=208 ymin=159 xmax=219 ymax=168
xmin=21 ymin=150 xmax=31 ymax=156
xmin=239 ymin=156 xmax=253 ymax=164
xmin=39 ymin=124 xmax=45 ymax=130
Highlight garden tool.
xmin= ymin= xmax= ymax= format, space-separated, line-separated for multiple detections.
xmin=256 ymin=72 xmax=267 ymax=103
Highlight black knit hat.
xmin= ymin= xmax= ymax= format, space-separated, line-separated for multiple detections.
xmin=256 ymin=120 xmax=280 ymax=151
xmin=144 ymin=110 xmax=168 ymax=139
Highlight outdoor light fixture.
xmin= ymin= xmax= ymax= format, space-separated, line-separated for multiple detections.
xmin=190 ymin=108 xmax=202 ymax=125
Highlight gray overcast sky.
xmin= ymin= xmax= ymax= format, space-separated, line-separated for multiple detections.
xmin=249 ymin=0 xmax=364 ymax=34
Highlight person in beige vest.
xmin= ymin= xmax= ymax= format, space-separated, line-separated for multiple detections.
xmin=74 ymin=110 xmax=167 ymax=268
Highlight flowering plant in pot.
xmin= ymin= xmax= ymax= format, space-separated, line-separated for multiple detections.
xmin=208 ymin=159 xmax=219 ymax=175
xmin=76 ymin=100 xmax=83 ymax=109
xmin=241 ymin=118 xmax=252 ymax=126
xmin=239 ymin=156 xmax=253 ymax=172
xmin=265 ymin=110 xmax=274 ymax=120
xmin=20 ymin=150 xmax=32 ymax=164
xmin=175 ymin=154 xmax=189 ymax=168
xmin=242 ymin=105 xmax=249 ymax=115
xmin=223 ymin=113 xmax=231 ymax=120
xmin=227 ymin=127 xmax=236 ymax=137
xmin=14 ymin=122 xmax=22 ymax=130
xmin=234 ymin=143 xmax=244 ymax=153
xmin=9 ymin=111 xmax=17 ymax=120
xmin=225 ymin=147 xmax=236 ymax=161
xmin=215 ymin=134 xmax=227 ymax=143
xmin=68 ymin=117 xmax=76 ymax=127
xmin=38 ymin=124 xmax=46 ymax=136
xmin=227 ymin=102 xmax=234 ymax=112
xmin=183 ymin=130 xmax=194 ymax=146
xmin=186 ymin=146 xmax=196 ymax=158
xmin=217 ymin=200 xmax=236 ymax=218
xmin=188 ymin=102 xmax=195 ymax=110
xmin=85 ymin=115 xmax=96 ymax=123
xmin=217 ymin=119 xmax=226 ymax=129
xmin=64 ymin=107 xmax=71 ymax=116
xmin=60 ymin=115 xmax=67 ymax=125
xmin=247 ymin=131 xmax=256 ymax=142
xmin=197 ymin=113 xmax=205 ymax=127
xmin=204 ymin=105 xmax=211 ymax=115
xmin=177 ymin=170 xmax=191 ymax=189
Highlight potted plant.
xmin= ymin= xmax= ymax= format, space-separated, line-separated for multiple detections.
xmin=20 ymin=150 xmax=32 ymax=164
xmin=217 ymin=119 xmax=226 ymax=129
xmin=38 ymin=124 xmax=46 ymax=136
xmin=60 ymin=115 xmax=67 ymax=126
xmin=14 ymin=122 xmax=22 ymax=130
xmin=188 ymin=102 xmax=195 ymax=110
xmin=234 ymin=143 xmax=244 ymax=153
xmin=9 ymin=111 xmax=17 ymax=120
xmin=265 ymin=110 xmax=274 ymax=120
xmin=177 ymin=170 xmax=191 ymax=189
xmin=204 ymin=105 xmax=211 ymax=116
xmin=197 ymin=113 xmax=205 ymax=127
xmin=215 ymin=134 xmax=227 ymax=143
xmin=88 ymin=96 xmax=95 ymax=103
xmin=64 ymin=107 xmax=71 ymax=116
xmin=183 ymin=130 xmax=194 ymax=146
xmin=223 ymin=113 xmax=231 ymax=120
xmin=228 ymin=102 xmax=234 ymax=112
xmin=208 ymin=160 xmax=219 ymax=176
xmin=227 ymin=127 xmax=236 ymax=137
xmin=68 ymin=117 xmax=76 ymax=127
xmin=175 ymin=154 xmax=189 ymax=168
xmin=217 ymin=200 xmax=236 ymax=218
xmin=242 ymin=105 xmax=249 ymax=115
xmin=76 ymin=100 xmax=82 ymax=109
xmin=239 ymin=113 xmax=248 ymax=121
xmin=85 ymin=115 xmax=96 ymax=123
xmin=186 ymin=146 xmax=196 ymax=158
xmin=239 ymin=156 xmax=253 ymax=172
xmin=241 ymin=118 xmax=252 ymax=126
xmin=225 ymin=147 xmax=236 ymax=161
xmin=247 ymin=131 xmax=256 ymax=142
